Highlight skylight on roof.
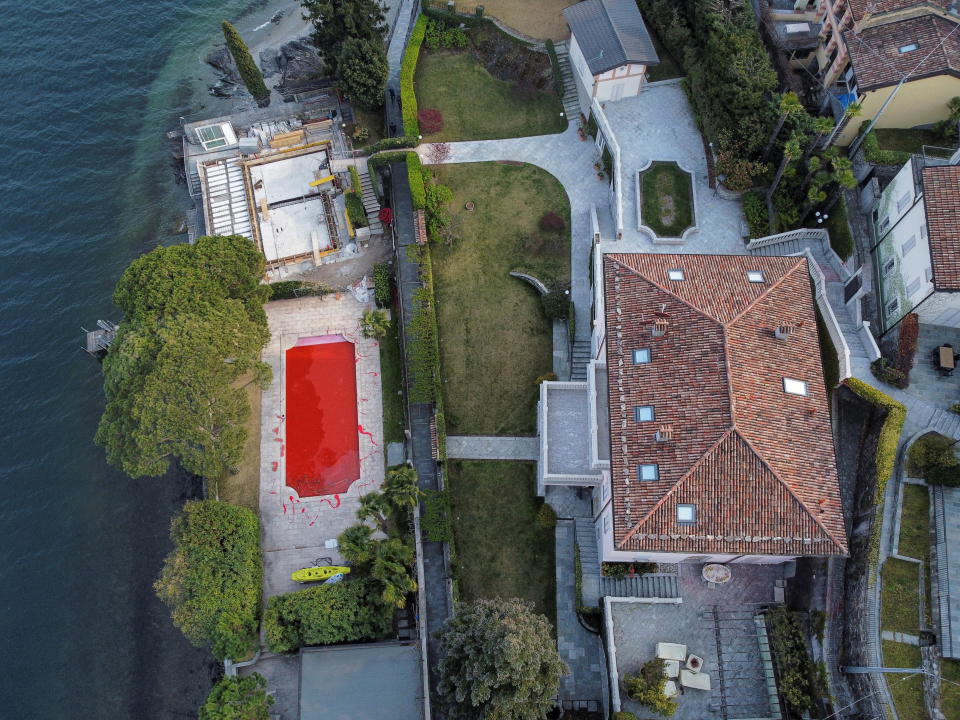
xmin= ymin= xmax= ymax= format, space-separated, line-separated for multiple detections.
xmin=783 ymin=378 xmax=808 ymax=396
xmin=677 ymin=504 xmax=696 ymax=524
xmin=667 ymin=269 xmax=685 ymax=281
xmin=638 ymin=464 xmax=659 ymax=481
xmin=898 ymin=43 xmax=918 ymax=53
xmin=634 ymin=406 xmax=655 ymax=422
xmin=747 ymin=270 xmax=765 ymax=283
xmin=633 ymin=348 xmax=651 ymax=364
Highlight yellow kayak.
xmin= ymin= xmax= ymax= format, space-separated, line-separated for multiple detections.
xmin=291 ymin=565 xmax=351 ymax=583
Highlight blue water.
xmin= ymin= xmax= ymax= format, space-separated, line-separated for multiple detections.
xmin=0 ymin=0 xmax=274 ymax=715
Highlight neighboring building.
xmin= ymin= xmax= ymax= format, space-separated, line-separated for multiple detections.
xmin=871 ymin=155 xmax=960 ymax=332
xmin=562 ymin=0 xmax=659 ymax=117
xmin=808 ymin=0 xmax=960 ymax=144
xmin=538 ymin=253 xmax=848 ymax=564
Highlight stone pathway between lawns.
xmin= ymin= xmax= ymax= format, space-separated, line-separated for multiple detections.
xmin=445 ymin=436 xmax=538 ymax=461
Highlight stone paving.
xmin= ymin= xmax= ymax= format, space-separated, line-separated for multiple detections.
xmin=445 ymin=435 xmax=538 ymax=461
xmin=257 ymin=294 xmax=385 ymax=602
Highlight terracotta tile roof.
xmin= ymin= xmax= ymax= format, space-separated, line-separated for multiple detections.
xmin=603 ymin=254 xmax=847 ymax=558
xmin=923 ymin=165 xmax=960 ymax=291
xmin=843 ymin=15 xmax=960 ymax=90
xmin=847 ymin=0 xmax=953 ymax=23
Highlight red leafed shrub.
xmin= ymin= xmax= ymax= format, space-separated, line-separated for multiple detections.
xmin=539 ymin=211 xmax=565 ymax=232
xmin=417 ymin=108 xmax=443 ymax=134
xmin=896 ymin=312 xmax=919 ymax=377
xmin=378 ymin=207 xmax=393 ymax=225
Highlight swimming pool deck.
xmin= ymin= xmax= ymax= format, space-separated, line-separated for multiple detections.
xmin=258 ymin=293 xmax=386 ymax=602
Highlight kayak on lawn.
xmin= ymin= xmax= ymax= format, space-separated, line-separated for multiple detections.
xmin=291 ymin=565 xmax=351 ymax=583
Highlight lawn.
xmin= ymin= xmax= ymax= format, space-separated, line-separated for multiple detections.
xmin=882 ymin=641 xmax=926 ymax=720
xmin=639 ymin=161 xmax=694 ymax=237
xmin=213 ymin=375 xmax=262 ymax=511
xmin=433 ymin=0 xmax=571 ymax=40
xmin=880 ymin=558 xmax=920 ymax=634
xmin=646 ymin=29 xmax=684 ymax=83
xmin=875 ymin=128 xmax=951 ymax=156
xmin=446 ymin=460 xmax=557 ymax=625
xmin=943 ymin=658 xmax=960 ymax=719
xmin=429 ymin=162 xmax=570 ymax=435
xmin=898 ymin=484 xmax=930 ymax=561
xmin=380 ymin=317 xmax=406 ymax=448
xmin=415 ymin=51 xmax=566 ymax=142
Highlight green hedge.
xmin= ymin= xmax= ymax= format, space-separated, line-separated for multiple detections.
xmin=861 ymin=124 xmax=911 ymax=166
xmin=401 ymin=15 xmax=428 ymax=136
xmin=407 ymin=153 xmax=426 ymax=210
xmin=743 ymin=190 xmax=769 ymax=239
xmin=268 ymin=280 xmax=333 ymax=300
xmin=363 ymin=135 xmax=419 ymax=156
xmin=345 ymin=191 xmax=369 ymax=228
xmin=843 ymin=378 xmax=906 ymax=582
xmin=263 ymin=578 xmax=393 ymax=654
xmin=349 ymin=164 xmax=362 ymax=192
xmin=545 ymin=39 xmax=564 ymax=99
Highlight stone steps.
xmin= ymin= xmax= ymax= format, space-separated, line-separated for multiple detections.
xmin=600 ymin=572 xmax=680 ymax=599
xmin=554 ymin=46 xmax=581 ymax=121
xmin=571 ymin=339 xmax=591 ymax=382
xmin=359 ymin=171 xmax=383 ymax=234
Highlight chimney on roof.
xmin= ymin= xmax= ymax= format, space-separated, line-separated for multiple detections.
xmin=652 ymin=318 xmax=669 ymax=338
xmin=775 ymin=323 xmax=796 ymax=340
xmin=656 ymin=424 xmax=673 ymax=442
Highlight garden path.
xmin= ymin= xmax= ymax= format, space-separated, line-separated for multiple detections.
xmin=445 ymin=435 xmax=539 ymax=461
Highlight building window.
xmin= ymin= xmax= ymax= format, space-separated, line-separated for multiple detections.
xmin=878 ymin=216 xmax=891 ymax=235
xmin=901 ymin=235 xmax=917 ymax=257
xmin=677 ymin=504 xmax=696 ymax=524
xmin=887 ymin=298 xmax=900 ymax=315
xmin=196 ymin=123 xmax=229 ymax=151
xmin=632 ymin=348 xmax=651 ymax=364
xmin=920 ymin=223 xmax=928 ymax=241
xmin=638 ymin=464 xmax=659 ymax=481
xmin=747 ymin=270 xmax=765 ymax=283
xmin=898 ymin=43 xmax=919 ymax=53
xmin=667 ymin=269 xmax=685 ymax=281
xmin=783 ymin=378 xmax=808 ymax=396
xmin=906 ymin=277 xmax=922 ymax=297
xmin=883 ymin=257 xmax=896 ymax=276
xmin=926 ymin=267 xmax=934 ymax=283
xmin=603 ymin=515 xmax=610 ymax=534
xmin=896 ymin=192 xmax=912 ymax=213
xmin=634 ymin=406 xmax=655 ymax=422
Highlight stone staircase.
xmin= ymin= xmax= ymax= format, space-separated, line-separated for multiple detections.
xmin=359 ymin=170 xmax=383 ymax=235
xmin=600 ymin=572 xmax=680 ymax=599
xmin=574 ymin=517 xmax=602 ymax=607
xmin=571 ymin=339 xmax=591 ymax=381
xmin=554 ymin=42 xmax=581 ymax=121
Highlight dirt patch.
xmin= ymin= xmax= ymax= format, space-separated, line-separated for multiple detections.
xmin=215 ymin=375 xmax=262 ymax=512
xmin=293 ymin=238 xmax=393 ymax=289
xmin=466 ymin=0 xmax=571 ymax=41
xmin=469 ymin=27 xmax=552 ymax=93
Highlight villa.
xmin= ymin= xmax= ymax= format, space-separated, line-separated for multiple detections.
xmin=538 ymin=252 xmax=848 ymax=564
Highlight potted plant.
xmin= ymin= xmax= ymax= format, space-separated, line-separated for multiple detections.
xmin=578 ymin=125 xmax=586 ymax=141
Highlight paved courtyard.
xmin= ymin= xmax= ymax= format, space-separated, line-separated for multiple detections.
xmin=609 ymin=563 xmax=785 ymax=720
xmin=258 ymin=294 xmax=385 ymax=601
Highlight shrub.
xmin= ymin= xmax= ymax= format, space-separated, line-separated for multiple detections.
xmin=199 ymin=674 xmax=273 ymax=720
xmin=424 ymin=18 xmax=468 ymax=49
xmin=907 ymin=433 xmax=960 ymax=486
xmin=861 ymin=125 xmax=911 ymax=166
xmin=601 ymin=562 xmax=629 ymax=579
xmin=535 ymin=372 xmax=557 ymax=384
xmin=401 ymin=15 xmax=427 ymax=136
xmin=154 ymin=500 xmax=262 ymax=661
xmin=536 ymin=503 xmax=557 ymax=530
xmin=742 ymin=190 xmax=769 ymax=239
xmin=623 ymin=658 xmax=677 ymax=717
xmin=422 ymin=489 xmax=453 ymax=542
xmin=407 ymin=153 xmax=426 ymax=210
xmin=373 ymin=262 xmax=392 ymax=308
xmin=870 ymin=357 xmax=908 ymax=389
xmin=352 ymin=125 xmax=370 ymax=144
xmin=268 ymin=280 xmax=333 ymax=300
xmin=767 ymin=607 xmax=826 ymax=715
xmin=349 ymin=164 xmax=362 ymax=192
xmin=418 ymin=107 xmax=444 ymax=134
xmin=951 ymin=402 xmax=960 ymax=415
xmin=221 ymin=21 xmax=270 ymax=104
xmin=361 ymin=309 xmax=390 ymax=339
xmin=364 ymin=135 xmax=419 ymax=156
xmin=539 ymin=211 xmax=566 ymax=233
xmin=345 ymin=190 xmax=368 ymax=228
xmin=895 ymin=313 xmax=919 ymax=377
xmin=612 ymin=713 xmax=638 ymax=720
xmin=541 ymin=291 xmax=569 ymax=320
xmin=263 ymin=578 xmax=393 ymax=654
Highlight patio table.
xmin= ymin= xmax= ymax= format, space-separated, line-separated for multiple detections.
xmin=655 ymin=642 xmax=687 ymax=662
xmin=940 ymin=346 xmax=955 ymax=369
xmin=702 ymin=563 xmax=731 ymax=584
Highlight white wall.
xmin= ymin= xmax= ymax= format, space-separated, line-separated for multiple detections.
xmin=915 ymin=292 xmax=960 ymax=329
xmin=568 ymin=35 xmax=597 ymax=118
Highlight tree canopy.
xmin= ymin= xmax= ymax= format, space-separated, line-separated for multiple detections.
xmin=154 ymin=499 xmax=263 ymax=661
xmin=436 ymin=598 xmax=567 ymax=720
xmin=199 ymin=674 xmax=274 ymax=720
xmin=222 ymin=21 xmax=270 ymax=105
xmin=96 ymin=235 xmax=271 ymax=479
xmin=337 ymin=37 xmax=388 ymax=111
xmin=301 ymin=0 xmax=386 ymax=77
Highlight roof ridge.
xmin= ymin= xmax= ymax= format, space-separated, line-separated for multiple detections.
xmin=732 ymin=429 xmax=847 ymax=553
xmin=722 ymin=258 xmax=807 ymax=328
xmin=617 ymin=428 xmax=736 ymax=549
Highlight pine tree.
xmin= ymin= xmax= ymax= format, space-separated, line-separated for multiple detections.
xmin=301 ymin=0 xmax=386 ymax=77
xmin=222 ymin=21 xmax=270 ymax=106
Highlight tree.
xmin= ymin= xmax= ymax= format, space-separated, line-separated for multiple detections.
xmin=436 ymin=598 xmax=567 ymax=720
xmin=383 ymin=466 xmax=421 ymax=511
xmin=767 ymin=132 xmax=804 ymax=205
xmin=824 ymin=101 xmax=860 ymax=149
xmin=337 ymin=37 xmax=388 ymax=110
xmin=338 ymin=523 xmax=376 ymax=565
xmin=762 ymin=91 xmax=804 ymax=161
xmin=371 ymin=537 xmax=417 ymax=607
xmin=96 ymin=235 xmax=271 ymax=480
xmin=222 ymin=21 xmax=270 ymax=106
xmin=823 ymin=155 xmax=857 ymax=212
xmin=301 ymin=0 xmax=386 ymax=77
xmin=357 ymin=491 xmax=391 ymax=533
xmin=802 ymin=116 xmax=835 ymax=164
xmin=154 ymin=500 xmax=262 ymax=661
xmin=199 ymin=674 xmax=273 ymax=720
xmin=361 ymin=309 xmax=390 ymax=339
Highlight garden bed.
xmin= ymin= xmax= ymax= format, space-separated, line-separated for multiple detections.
xmin=898 ymin=484 xmax=929 ymax=560
xmin=881 ymin=641 xmax=925 ymax=719
xmin=638 ymin=161 xmax=695 ymax=239
xmin=379 ymin=318 xmax=406 ymax=447
xmin=880 ymin=558 xmax=920 ymax=634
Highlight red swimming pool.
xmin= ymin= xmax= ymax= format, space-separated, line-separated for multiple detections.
xmin=285 ymin=335 xmax=360 ymax=497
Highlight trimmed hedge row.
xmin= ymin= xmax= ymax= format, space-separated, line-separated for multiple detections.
xmin=268 ymin=280 xmax=334 ymax=300
xmin=401 ymin=16 xmax=428 ymax=136
xmin=407 ymin=153 xmax=426 ymax=210
xmin=363 ymin=135 xmax=419 ymax=156
xmin=348 ymin=164 xmax=362 ymax=192
xmin=860 ymin=124 xmax=911 ymax=166
xmin=842 ymin=377 xmax=906 ymax=582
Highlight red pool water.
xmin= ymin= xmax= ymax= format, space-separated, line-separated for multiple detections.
xmin=285 ymin=335 xmax=360 ymax=497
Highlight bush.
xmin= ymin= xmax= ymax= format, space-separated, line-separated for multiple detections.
xmin=154 ymin=500 xmax=262 ymax=661
xmin=612 ymin=713 xmax=638 ymax=720
xmin=407 ymin=153 xmax=426 ymax=210
xmin=908 ymin=433 xmax=960 ymax=480
xmin=418 ymin=107 xmax=444 ymax=134
xmin=199 ymin=674 xmax=273 ymax=720
xmin=268 ymin=280 xmax=333 ymax=300
xmin=535 ymin=372 xmax=557 ymax=384
xmin=895 ymin=313 xmax=919 ymax=377
xmin=361 ymin=309 xmax=389 ymax=339
xmin=536 ymin=503 xmax=557 ymax=530
xmin=767 ymin=607 xmax=821 ymax=715
xmin=541 ymin=291 xmax=569 ymax=320
xmin=950 ymin=403 xmax=960 ymax=415
xmin=743 ymin=190 xmax=769 ymax=239
xmin=364 ymin=135 xmax=419 ymax=156
xmin=345 ymin=190 xmax=368 ymax=228
xmin=263 ymin=578 xmax=393 ymax=654
xmin=861 ymin=125 xmax=911 ymax=166
xmin=401 ymin=15 xmax=427 ymax=136
xmin=539 ymin=211 xmax=566 ymax=233
xmin=623 ymin=658 xmax=677 ymax=717
xmin=222 ymin=21 xmax=270 ymax=104
xmin=422 ymin=489 xmax=453 ymax=542
xmin=424 ymin=18 xmax=468 ymax=49
xmin=349 ymin=164 xmax=362 ymax=192
xmin=870 ymin=357 xmax=908 ymax=389
xmin=374 ymin=262 xmax=392 ymax=308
